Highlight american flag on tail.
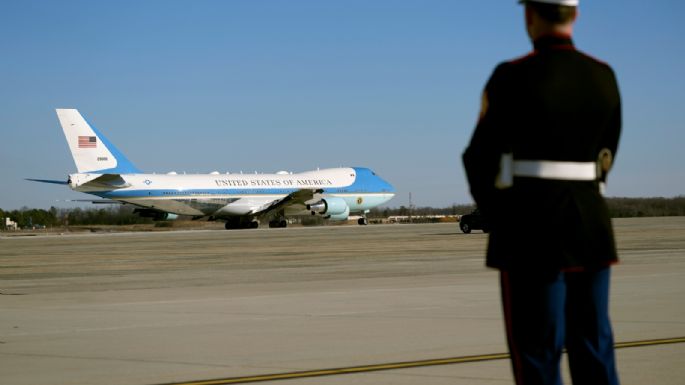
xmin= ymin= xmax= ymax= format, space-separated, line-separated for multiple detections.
xmin=78 ymin=136 xmax=97 ymax=148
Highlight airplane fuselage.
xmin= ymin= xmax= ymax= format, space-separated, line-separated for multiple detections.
xmin=70 ymin=167 xmax=395 ymax=219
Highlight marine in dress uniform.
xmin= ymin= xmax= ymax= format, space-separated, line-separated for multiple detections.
xmin=462 ymin=1 xmax=621 ymax=384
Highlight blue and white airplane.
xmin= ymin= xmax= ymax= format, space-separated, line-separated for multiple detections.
xmin=29 ymin=109 xmax=396 ymax=229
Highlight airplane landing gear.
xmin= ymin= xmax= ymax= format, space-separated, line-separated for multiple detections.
xmin=358 ymin=209 xmax=369 ymax=225
xmin=225 ymin=220 xmax=259 ymax=230
xmin=268 ymin=212 xmax=287 ymax=228
xmin=268 ymin=219 xmax=287 ymax=228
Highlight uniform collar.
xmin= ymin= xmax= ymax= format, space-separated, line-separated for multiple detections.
xmin=533 ymin=33 xmax=575 ymax=51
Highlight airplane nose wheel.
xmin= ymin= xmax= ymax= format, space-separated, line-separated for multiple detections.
xmin=357 ymin=217 xmax=368 ymax=225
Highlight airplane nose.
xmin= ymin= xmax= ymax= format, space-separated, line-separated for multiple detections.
xmin=383 ymin=178 xmax=396 ymax=194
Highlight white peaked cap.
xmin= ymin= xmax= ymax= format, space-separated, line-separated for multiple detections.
xmin=519 ymin=0 xmax=579 ymax=5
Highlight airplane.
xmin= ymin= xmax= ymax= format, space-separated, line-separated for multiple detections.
xmin=28 ymin=109 xmax=396 ymax=229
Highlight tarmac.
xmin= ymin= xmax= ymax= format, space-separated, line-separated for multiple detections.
xmin=1 ymin=217 xmax=684 ymax=385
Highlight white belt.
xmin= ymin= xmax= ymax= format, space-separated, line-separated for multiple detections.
xmin=513 ymin=160 xmax=597 ymax=180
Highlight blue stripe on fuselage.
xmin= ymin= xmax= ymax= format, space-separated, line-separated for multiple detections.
xmin=98 ymin=188 xmax=301 ymax=198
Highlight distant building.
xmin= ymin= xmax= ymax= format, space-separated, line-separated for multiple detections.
xmin=3 ymin=217 xmax=19 ymax=231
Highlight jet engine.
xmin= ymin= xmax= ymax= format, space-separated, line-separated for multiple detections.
xmin=326 ymin=205 xmax=350 ymax=221
xmin=307 ymin=198 xmax=350 ymax=221
xmin=133 ymin=208 xmax=178 ymax=221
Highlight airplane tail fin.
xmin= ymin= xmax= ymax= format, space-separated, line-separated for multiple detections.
xmin=56 ymin=109 xmax=141 ymax=174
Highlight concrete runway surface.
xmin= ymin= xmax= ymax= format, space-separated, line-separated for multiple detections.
xmin=1 ymin=218 xmax=684 ymax=385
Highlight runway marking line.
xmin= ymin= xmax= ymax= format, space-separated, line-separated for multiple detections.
xmin=159 ymin=336 xmax=685 ymax=385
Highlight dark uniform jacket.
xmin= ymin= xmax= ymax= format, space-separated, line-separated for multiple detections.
xmin=463 ymin=34 xmax=621 ymax=271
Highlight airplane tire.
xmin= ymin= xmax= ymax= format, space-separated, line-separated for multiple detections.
xmin=269 ymin=219 xmax=287 ymax=228
xmin=358 ymin=217 xmax=368 ymax=225
xmin=268 ymin=220 xmax=284 ymax=228
xmin=226 ymin=220 xmax=257 ymax=230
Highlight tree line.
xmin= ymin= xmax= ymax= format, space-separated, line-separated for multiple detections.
xmin=0 ymin=206 xmax=152 ymax=229
xmin=2 ymin=196 xmax=684 ymax=229
xmin=605 ymin=196 xmax=685 ymax=217
xmin=369 ymin=197 xmax=685 ymax=219
xmin=370 ymin=197 xmax=685 ymax=219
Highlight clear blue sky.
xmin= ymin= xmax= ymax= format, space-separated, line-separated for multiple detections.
xmin=1 ymin=0 xmax=684 ymax=210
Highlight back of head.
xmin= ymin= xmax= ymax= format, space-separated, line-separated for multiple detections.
xmin=519 ymin=0 xmax=578 ymax=24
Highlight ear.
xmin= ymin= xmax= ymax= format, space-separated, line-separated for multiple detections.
xmin=525 ymin=6 xmax=534 ymax=27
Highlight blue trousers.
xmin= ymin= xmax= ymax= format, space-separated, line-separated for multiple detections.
xmin=500 ymin=267 xmax=620 ymax=385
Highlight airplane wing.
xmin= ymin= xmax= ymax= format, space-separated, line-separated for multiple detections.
xmin=66 ymin=199 xmax=122 ymax=204
xmin=249 ymin=188 xmax=323 ymax=219
xmin=26 ymin=178 xmax=69 ymax=185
